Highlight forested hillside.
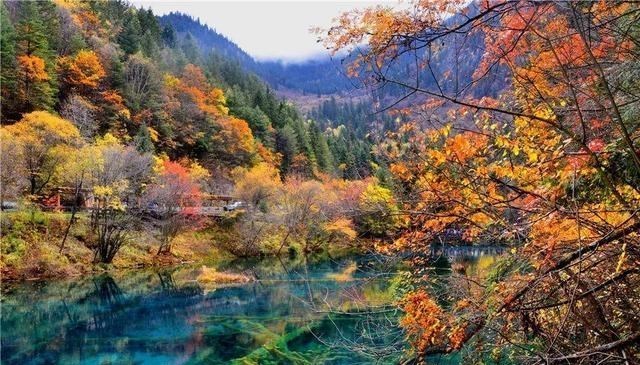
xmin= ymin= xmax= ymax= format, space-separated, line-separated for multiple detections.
xmin=0 ymin=0 xmax=382 ymax=180
xmin=0 ymin=0 xmax=403 ymax=280
xmin=160 ymin=12 xmax=354 ymax=96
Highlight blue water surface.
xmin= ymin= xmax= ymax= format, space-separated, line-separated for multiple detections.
xmin=1 ymin=248 xmax=500 ymax=364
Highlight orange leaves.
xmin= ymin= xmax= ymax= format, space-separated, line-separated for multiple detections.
xmin=360 ymin=7 xmax=415 ymax=55
xmin=400 ymin=290 xmax=469 ymax=353
xmin=324 ymin=0 xmax=640 ymax=359
xmin=178 ymin=64 xmax=230 ymax=116
xmin=216 ymin=117 xmax=255 ymax=157
xmin=401 ymin=290 xmax=446 ymax=352
xmin=58 ymin=50 xmax=106 ymax=90
xmin=448 ymin=325 xmax=467 ymax=350
xmin=17 ymin=55 xmax=49 ymax=82
xmin=159 ymin=159 xmax=203 ymax=200
xmin=160 ymin=64 xmax=257 ymax=161
xmin=522 ymin=208 xmax=635 ymax=267
xmin=390 ymin=162 xmax=412 ymax=181
xmin=486 ymin=1 xmax=635 ymax=159
xmin=101 ymin=90 xmax=125 ymax=105
xmin=145 ymin=159 xmax=209 ymax=243
xmin=100 ymin=90 xmax=130 ymax=119
xmin=256 ymin=142 xmax=281 ymax=167
xmin=165 ymin=64 xmax=229 ymax=118
xmin=181 ymin=63 xmax=208 ymax=90
xmin=426 ymin=149 xmax=447 ymax=166
xmin=383 ymin=124 xmax=506 ymax=245
xmin=199 ymin=88 xmax=229 ymax=116
xmin=59 ymin=1 xmax=105 ymax=38
xmin=320 ymin=0 xmax=466 ymax=74
xmin=444 ymin=132 xmax=487 ymax=163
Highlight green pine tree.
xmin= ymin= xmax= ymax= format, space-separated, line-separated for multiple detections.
xmin=1 ymin=3 xmax=17 ymax=119
xmin=291 ymin=118 xmax=316 ymax=166
xmin=134 ymin=124 xmax=155 ymax=153
xmin=309 ymin=122 xmax=334 ymax=173
xmin=118 ymin=11 xmax=142 ymax=55
xmin=277 ymin=125 xmax=299 ymax=175
xmin=14 ymin=1 xmax=57 ymax=112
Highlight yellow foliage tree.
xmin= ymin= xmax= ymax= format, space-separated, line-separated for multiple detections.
xmin=356 ymin=181 xmax=401 ymax=237
xmin=232 ymin=162 xmax=282 ymax=210
xmin=3 ymin=111 xmax=81 ymax=195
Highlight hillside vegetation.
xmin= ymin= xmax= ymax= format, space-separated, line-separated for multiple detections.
xmin=0 ymin=0 xmax=398 ymax=279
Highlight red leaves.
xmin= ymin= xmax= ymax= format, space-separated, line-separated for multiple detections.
xmin=160 ymin=160 xmax=202 ymax=206
xmin=587 ymin=138 xmax=605 ymax=153
xmin=145 ymin=159 xmax=206 ymax=218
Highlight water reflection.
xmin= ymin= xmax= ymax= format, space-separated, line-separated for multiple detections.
xmin=1 ymin=247 xmax=503 ymax=364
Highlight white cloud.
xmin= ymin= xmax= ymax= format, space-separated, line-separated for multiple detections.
xmin=130 ymin=0 xmax=402 ymax=61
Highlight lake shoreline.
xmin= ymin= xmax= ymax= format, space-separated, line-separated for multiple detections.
xmin=1 ymin=237 xmax=504 ymax=290
xmin=1 ymin=210 xmax=505 ymax=287
xmin=0 ymin=211 xmax=235 ymax=285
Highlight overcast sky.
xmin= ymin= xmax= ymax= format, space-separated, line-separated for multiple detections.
xmin=130 ymin=0 xmax=401 ymax=61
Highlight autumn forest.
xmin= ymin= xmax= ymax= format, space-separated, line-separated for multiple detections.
xmin=1 ymin=0 xmax=639 ymax=364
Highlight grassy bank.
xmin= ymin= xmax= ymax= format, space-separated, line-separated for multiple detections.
xmin=0 ymin=209 xmax=368 ymax=283
xmin=0 ymin=209 xmax=231 ymax=282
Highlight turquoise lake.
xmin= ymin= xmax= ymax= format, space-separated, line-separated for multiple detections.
xmin=0 ymin=247 xmax=503 ymax=364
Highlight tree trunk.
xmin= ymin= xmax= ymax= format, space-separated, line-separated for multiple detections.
xmin=60 ymin=179 xmax=83 ymax=253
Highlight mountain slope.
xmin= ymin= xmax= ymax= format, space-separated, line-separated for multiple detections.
xmin=159 ymin=12 xmax=256 ymax=69
xmin=160 ymin=2 xmax=507 ymax=109
xmin=159 ymin=12 xmax=353 ymax=96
